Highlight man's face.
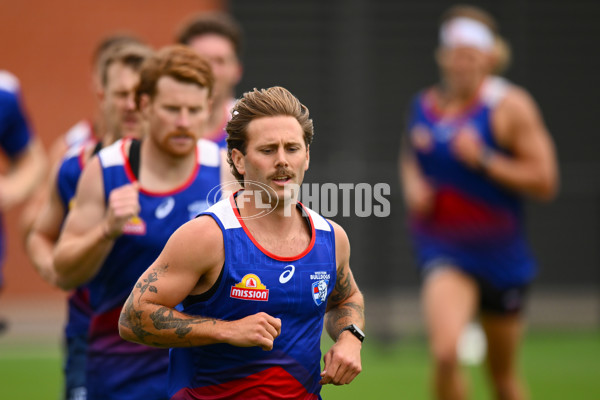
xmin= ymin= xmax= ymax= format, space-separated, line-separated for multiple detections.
xmin=142 ymin=75 xmax=211 ymax=158
xmin=100 ymin=62 xmax=141 ymax=138
xmin=188 ymin=33 xmax=241 ymax=102
xmin=233 ymin=115 xmax=309 ymax=205
xmin=437 ymin=46 xmax=492 ymax=94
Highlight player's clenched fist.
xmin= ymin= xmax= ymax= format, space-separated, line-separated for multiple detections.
xmin=223 ymin=312 xmax=282 ymax=351
xmin=451 ymin=127 xmax=485 ymax=170
xmin=320 ymin=332 xmax=362 ymax=385
xmin=104 ymin=183 xmax=140 ymax=239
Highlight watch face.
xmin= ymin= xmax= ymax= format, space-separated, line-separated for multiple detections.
xmin=353 ymin=324 xmax=365 ymax=338
xmin=346 ymin=324 xmax=365 ymax=342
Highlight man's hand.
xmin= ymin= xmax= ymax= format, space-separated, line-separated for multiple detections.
xmin=224 ymin=312 xmax=281 ymax=351
xmin=451 ymin=127 xmax=486 ymax=170
xmin=104 ymin=183 xmax=140 ymax=239
xmin=320 ymin=331 xmax=362 ymax=385
xmin=404 ymin=176 xmax=435 ymax=217
xmin=0 ymin=175 xmax=18 ymax=210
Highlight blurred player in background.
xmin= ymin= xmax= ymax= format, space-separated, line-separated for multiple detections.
xmin=0 ymin=70 xmax=46 ymax=332
xmin=176 ymin=11 xmax=243 ymax=149
xmin=26 ymin=39 xmax=152 ymax=400
xmin=53 ymin=45 xmax=225 ymax=400
xmin=119 ymin=86 xmax=365 ymax=399
xmin=19 ymin=34 xmax=146 ymax=240
xmin=399 ymin=5 xmax=558 ymax=400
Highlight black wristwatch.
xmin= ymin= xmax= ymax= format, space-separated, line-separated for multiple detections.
xmin=338 ymin=323 xmax=365 ymax=342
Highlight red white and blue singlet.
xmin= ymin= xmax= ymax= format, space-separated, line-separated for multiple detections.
xmin=86 ymin=137 xmax=221 ymax=400
xmin=62 ymin=119 xmax=96 ymax=149
xmin=169 ymin=193 xmax=337 ymax=400
xmin=406 ymin=77 xmax=535 ymax=289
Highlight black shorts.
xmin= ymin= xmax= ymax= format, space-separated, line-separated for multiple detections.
xmin=472 ymin=273 xmax=531 ymax=315
xmin=422 ymin=264 xmax=531 ymax=315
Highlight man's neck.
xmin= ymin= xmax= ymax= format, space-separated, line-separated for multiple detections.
xmin=237 ymin=196 xmax=312 ymax=257
xmin=204 ymin=95 xmax=234 ymax=139
xmin=237 ymin=192 xmax=301 ymax=228
xmin=137 ymin=139 xmax=197 ymax=192
xmin=101 ymin=130 xmax=121 ymax=148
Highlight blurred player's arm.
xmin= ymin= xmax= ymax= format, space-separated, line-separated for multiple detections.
xmin=119 ymin=216 xmax=281 ymax=349
xmin=53 ymin=156 xmax=138 ymax=289
xmin=0 ymin=137 xmax=46 ymax=211
xmin=20 ymin=132 xmax=72 ymax=242
xmin=452 ymin=87 xmax=559 ymax=201
xmin=398 ymin=134 xmax=435 ymax=216
xmin=321 ymin=221 xmax=364 ymax=385
xmin=25 ymin=160 xmax=67 ymax=287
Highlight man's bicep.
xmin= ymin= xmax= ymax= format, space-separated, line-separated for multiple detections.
xmin=32 ymin=160 xmax=66 ymax=238
xmin=327 ymin=222 xmax=356 ymax=307
xmin=135 ymin=218 xmax=224 ymax=308
xmin=34 ymin=188 xmax=66 ymax=240
xmin=497 ymin=89 xmax=548 ymax=156
xmin=60 ymin=157 xmax=105 ymax=236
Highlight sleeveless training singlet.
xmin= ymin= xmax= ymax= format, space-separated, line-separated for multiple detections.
xmin=169 ymin=193 xmax=337 ymax=400
xmin=56 ymin=140 xmax=99 ymax=399
xmin=406 ymin=76 xmax=536 ymax=289
xmin=86 ymin=137 xmax=221 ymax=400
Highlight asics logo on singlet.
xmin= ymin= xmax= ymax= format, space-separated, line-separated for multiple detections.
xmin=279 ymin=265 xmax=295 ymax=284
xmin=155 ymin=197 xmax=175 ymax=219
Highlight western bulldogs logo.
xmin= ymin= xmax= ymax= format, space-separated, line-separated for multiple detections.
xmin=312 ymin=279 xmax=328 ymax=306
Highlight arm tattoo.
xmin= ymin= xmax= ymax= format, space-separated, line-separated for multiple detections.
xmin=325 ymin=301 xmax=365 ymax=336
xmin=120 ymin=294 xmax=155 ymax=342
xmin=135 ymin=264 xmax=169 ymax=304
xmin=329 ymin=266 xmax=352 ymax=304
xmin=150 ymin=306 xmax=216 ymax=339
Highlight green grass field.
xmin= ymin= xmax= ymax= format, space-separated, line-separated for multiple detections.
xmin=1 ymin=330 xmax=598 ymax=399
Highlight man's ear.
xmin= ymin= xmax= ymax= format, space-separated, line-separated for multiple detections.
xmin=234 ymin=62 xmax=243 ymax=86
xmin=434 ymin=47 xmax=445 ymax=67
xmin=231 ymin=148 xmax=245 ymax=177
xmin=139 ymin=94 xmax=151 ymax=118
xmin=96 ymin=85 xmax=106 ymax=103
xmin=304 ymin=145 xmax=310 ymax=171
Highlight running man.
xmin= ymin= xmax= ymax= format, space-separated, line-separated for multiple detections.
xmin=120 ymin=86 xmax=365 ymax=399
xmin=53 ymin=45 xmax=224 ymax=400
xmin=399 ymin=5 xmax=558 ymax=400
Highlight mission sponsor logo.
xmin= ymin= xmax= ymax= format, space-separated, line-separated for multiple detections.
xmin=230 ymin=274 xmax=269 ymax=301
xmin=122 ymin=216 xmax=146 ymax=236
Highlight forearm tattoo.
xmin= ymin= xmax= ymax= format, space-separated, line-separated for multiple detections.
xmin=326 ymin=301 xmax=364 ymax=337
xmin=120 ymin=294 xmax=155 ymax=342
xmin=150 ymin=307 xmax=215 ymax=339
xmin=326 ymin=265 xmax=364 ymax=338
xmin=120 ymin=263 xmax=215 ymax=344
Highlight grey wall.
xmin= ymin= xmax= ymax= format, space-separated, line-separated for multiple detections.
xmin=230 ymin=0 xmax=600 ymax=291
